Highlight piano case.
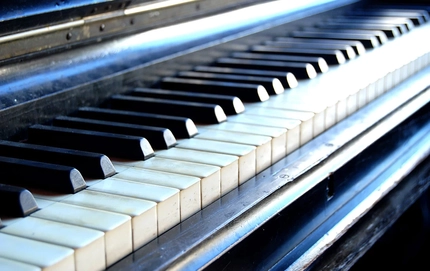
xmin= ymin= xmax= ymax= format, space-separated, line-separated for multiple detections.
xmin=1 ymin=0 xmax=430 ymax=270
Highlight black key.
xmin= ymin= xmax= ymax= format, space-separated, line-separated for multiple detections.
xmin=275 ymin=37 xmax=367 ymax=55
xmin=28 ymin=124 xmax=155 ymax=160
xmin=78 ymin=107 xmax=198 ymax=138
xmin=0 ymin=156 xmax=86 ymax=194
xmin=290 ymin=30 xmax=380 ymax=49
xmin=262 ymin=40 xmax=356 ymax=60
xmin=373 ymin=8 xmax=430 ymax=22
xmin=250 ymin=46 xmax=346 ymax=65
xmin=302 ymin=28 xmax=388 ymax=45
xmin=176 ymin=71 xmax=284 ymax=95
xmin=53 ymin=116 xmax=176 ymax=150
xmin=331 ymin=17 xmax=415 ymax=31
xmin=160 ymin=77 xmax=269 ymax=102
xmin=327 ymin=19 xmax=409 ymax=34
xmin=231 ymin=52 xmax=329 ymax=73
xmin=111 ymin=95 xmax=227 ymax=124
xmin=128 ymin=88 xmax=245 ymax=115
xmin=315 ymin=22 xmax=401 ymax=38
xmin=0 ymin=140 xmax=115 ymax=179
xmin=215 ymin=58 xmax=317 ymax=79
xmin=348 ymin=10 xmax=427 ymax=25
xmin=194 ymin=65 xmax=298 ymax=88
xmin=0 ymin=184 xmax=38 ymax=217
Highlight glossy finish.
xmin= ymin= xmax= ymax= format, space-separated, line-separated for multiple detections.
xmin=231 ymin=52 xmax=330 ymax=73
xmin=215 ymin=57 xmax=318 ymax=79
xmin=0 ymin=184 xmax=38 ymax=217
xmin=53 ymin=116 xmax=177 ymax=150
xmin=128 ymin=88 xmax=245 ymax=115
xmin=193 ymin=65 xmax=299 ymax=88
xmin=28 ymin=124 xmax=155 ymax=160
xmin=0 ymin=157 xmax=86 ymax=194
xmin=160 ymin=77 xmax=270 ymax=102
xmin=111 ymin=95 xmax=228 ymax=124
xmin=250 ymin=46 xmax=347 ymax=65
xmin=0 ymin=140 xmax=115 ymax=179
xmin=77 ymin=107 xmax=198 ymax=139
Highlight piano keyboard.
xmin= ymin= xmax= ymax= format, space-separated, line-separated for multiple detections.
xmin=1 ymin=4 xmax=430 ymax=271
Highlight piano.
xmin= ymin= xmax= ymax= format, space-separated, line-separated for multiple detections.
xmin=1 ymin=0 xmax=430 ymax=270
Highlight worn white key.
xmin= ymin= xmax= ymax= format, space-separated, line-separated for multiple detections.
xmin=266 ymin=23 xmax=430 ymax=135
xmin=227 ymin=114 xmax=302 ymax=154
xmin=112 ymin=166 xmax=200 ymax=219
xmin=0 ymin=257 xmax=41 ymax=271
xmin=87 ymin=177 xmax=179 ymax=235
xmin=245 ymin=106 xmax=314 ymax=145
xmin=0 ymin=232 xmax=74 ymax=271
xmin=176 ymin=138 xmax=256 ymax=184
xmin=114 ymin=157 xmax=220 ymax=209
xmin=32 ymin=190 xmax=156 ymax=249
xmin=31 ymin=200 xmax=131 ymax=266
xmin=258 ymin=99 xmax=327 ymax=138
xmin=1 ymin=217 xmax=105 ymax=271
xmin=199 ymin=122 xmax=287 ymax=163
xmin=196 ymin=128 xmax=272 ymax=172
xmin=60 ymin=190 xmax=157 ymax=250
xmin=156 ymin=148 xmax=239 ymax=196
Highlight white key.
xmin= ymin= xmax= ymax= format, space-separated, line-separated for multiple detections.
xmin=0 ymin=257 xmax=41 ymax=271
xmin=87 ymin=177 xmax=180 ymax=235
xmin=60 ymin=190 xmax=157 ymax=250
xmin=245 ymin=106 xmax=314 ymax=145
xmin=1 ymin=217 xmax=105 ymax=271
xmin=199 ymin=122 xmax=287 ymax=163
xmin=113 ymin=166 xmax=201 ymax=219
xmin=227 ymin=114 xmax=302 ymax=154
xmin=196 ymin=128 xmax=272 ymax=172
xmin=31 ymin=200 xmax=131 ymax=266
xmin=258 ymin=99 xmax=327 ymax=138
xmin=114 ymin=157 xmax=220 ymax=208
xmin=254 ymin=24 xmax=430 ymax=139
xmin=0 ymin=232 xmax=74 ymax=271
xmin=176 ymin=138 xmax=256 ymax=184
xmin=156 ymin=148 xmax=239 ymax=196
xmin=346 ymin=89 xmax=358 ymax=116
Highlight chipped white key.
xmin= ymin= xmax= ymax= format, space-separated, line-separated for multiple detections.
xmin=199 ymin=122 xmax=287 ymax=163
xmin=176 ymin=138 xmax=256 ymax=184
xmin=87 ymin=177 xmax=180 ymax=235
xmin=31 ymin=200 xmax=131 ymax=266
xmin=0 ymin=257 xmax=41 ymax=271
xmin=156 ymin=148 xmax=239 ymax=196
xmin=114 ymin=157 xmax=220 ymax=209
xmin=1 ymin=217 xmax=105 ymax=271
xmin=0 ymin=232 xmax=74 ymax=271
xmin=245 ymin=106 xmax=314 ymax=145
xmin=60 ymin=190 xmax=157 ymax=250
xmin=112 ymin=166 xmax=200 ymax=219
xmin=196 ymin=128 xmax=272 ymax=172
xmin=227 ymin=114 xmax=302 ymax=154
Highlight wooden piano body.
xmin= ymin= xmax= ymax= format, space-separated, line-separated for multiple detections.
xmin=1 ymin=0 xmax=430 ymax=270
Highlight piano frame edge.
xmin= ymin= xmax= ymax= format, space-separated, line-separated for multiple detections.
xmin=107 ymin=59 xmax=430 ymax=270
xmin=302 ymin=139 xmax=430 ymax=271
